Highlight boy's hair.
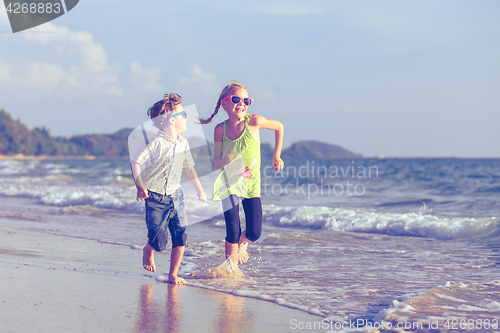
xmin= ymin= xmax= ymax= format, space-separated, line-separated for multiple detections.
xmin=198 ymin=81 xmax=247 ymax=124
xmin=148 ymin=93 xmax=182 ymax=128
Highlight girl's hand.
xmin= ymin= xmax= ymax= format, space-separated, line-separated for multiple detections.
xmin=224 ymin=151 xmax=238 ymax=165
xmin=136 ymin=187 xmax=149 ymax=202
xmin=197 ymin=191 xmax=207 ymax=202
xmin=273 ymin=155 xmax=284 ymax=172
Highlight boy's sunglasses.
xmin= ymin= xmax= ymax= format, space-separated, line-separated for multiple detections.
xmin=162 ymin=111 xmax=187 ymax=124
xmin=222 ymin=95 xmax=253 ymax=106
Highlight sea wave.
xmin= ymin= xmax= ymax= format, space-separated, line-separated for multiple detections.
xmin=374 ymin=281 xmax=500 ymax=331
xmin=1 ymin=176 xmax=498 ymax=241
xmin=0 ymin=176 xmax=140 ymax=211
xmin=261 ymin=205 xmax=499 ymax=241
xmin=1 ymin=158 xmax=500 ymax=241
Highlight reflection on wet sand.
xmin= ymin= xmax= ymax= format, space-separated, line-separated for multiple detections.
xmin=165 ymin=285 xmax=181 ymax=333
xmin=216 ymin=292 xmax=247 ymax=333
xmin=137 ymin=284 xmax=180 ymax=333
xmin=136 ymin=282 xmax=255 ymax=333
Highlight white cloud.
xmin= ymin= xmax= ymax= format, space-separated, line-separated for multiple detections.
xmin=128 ymin=62 xmax=163 ymax=92
xmin=0 ymin=22 xmax=122 ymax=97
xmin=180 ymin=65 xmax=219 ymax=94
xmin=0 ymin=60 xmax=63 ymax=89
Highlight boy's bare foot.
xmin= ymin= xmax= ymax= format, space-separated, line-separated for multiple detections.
xmin=238 ymin=242 xmax=249 ymax=264
xmin=143 ymin=244 xmax=156 ymax=272
xmin=168 ymin=275 xmax=186 ymax=285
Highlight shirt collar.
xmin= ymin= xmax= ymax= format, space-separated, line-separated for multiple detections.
xmin=157 ymin=129 xmax=185 ymax=143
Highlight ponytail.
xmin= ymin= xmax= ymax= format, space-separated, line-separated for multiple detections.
xmin=198 ymin=80 xmax=247 ymax=125
xmin=198 ymin=98 xmax=221 ymax=124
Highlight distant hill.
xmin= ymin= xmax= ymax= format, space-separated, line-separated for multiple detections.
xmin=0 ymin=109 xmax=132 ymax=157
xmin=282 ymin=140 xmax=362 ymax=159
xmin=0 ymin=109 xmax=361 ymax=158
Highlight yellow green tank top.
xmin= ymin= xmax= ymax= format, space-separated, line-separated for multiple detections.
xmin=212 ymin=115 xmax=261 ymax=201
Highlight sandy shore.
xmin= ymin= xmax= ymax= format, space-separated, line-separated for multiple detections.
xmin=0 ymin=227 xmax=322 ymax=333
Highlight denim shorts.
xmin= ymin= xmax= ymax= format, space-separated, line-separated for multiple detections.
xmin=145 ymin=189 xmax=187 ymax=251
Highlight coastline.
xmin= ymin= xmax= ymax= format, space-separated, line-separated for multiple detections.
xmin=0 ymin=226 xmax=323 ymax=333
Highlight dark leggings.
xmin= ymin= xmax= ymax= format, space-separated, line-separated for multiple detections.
xmin=222 ymin=195 xmax=262 ymax=244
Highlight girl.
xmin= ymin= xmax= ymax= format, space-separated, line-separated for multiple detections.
xmin=200 ymin=81 xmax=284 ymax=269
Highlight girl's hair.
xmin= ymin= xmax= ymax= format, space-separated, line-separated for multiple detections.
xmin=198 ymin=81 xmax=247 ymax=124
xmin=147 ymin=93 xmax=182 ymax=128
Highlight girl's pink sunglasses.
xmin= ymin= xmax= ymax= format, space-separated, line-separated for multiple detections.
xmin=222 ymin=95 xmax=253 ymax=106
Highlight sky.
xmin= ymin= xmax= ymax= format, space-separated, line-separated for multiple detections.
xmin=1 ymin=0 xmax=499 ymax=157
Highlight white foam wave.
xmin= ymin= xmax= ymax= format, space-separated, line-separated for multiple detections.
xmin=0 ymin=174 xmax=224 ymax=218
xmin=262 ymin=205 xmax=499 ymax=240
xmin=1 ymin=163 xmax=499 ymax=241
xmin=0 ymin=160 xmax=38 ymax=175
xmin=374 ymin=280 xmax=500 ymax=327
xmin=0 ymin=176 xmax=141 ymax=211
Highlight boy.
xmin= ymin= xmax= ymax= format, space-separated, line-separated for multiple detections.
xmin=130 ymin=93 xmax=207 ymax=285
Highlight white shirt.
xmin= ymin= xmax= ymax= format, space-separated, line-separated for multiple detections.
xmin=132 ymin=130 xmax=195 ymax=195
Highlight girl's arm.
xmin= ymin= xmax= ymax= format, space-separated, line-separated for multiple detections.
xmin=212 ymin=123 xmax=237 ymax=169
xmin=252 ymin=115 xmax=284 ymax=172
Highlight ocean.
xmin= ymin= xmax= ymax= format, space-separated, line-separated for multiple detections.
xmin=1 ymin=157 xmax=499 ymax=332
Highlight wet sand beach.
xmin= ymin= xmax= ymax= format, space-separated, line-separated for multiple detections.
xmin=0 ymin=226 xmax=322 ymax=333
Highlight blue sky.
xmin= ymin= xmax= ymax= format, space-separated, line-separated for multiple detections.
xmin=1 ymin=0 xmax=499 ymax=157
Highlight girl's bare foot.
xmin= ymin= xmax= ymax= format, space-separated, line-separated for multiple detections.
xmin=238 ymin=242 xmax=249 ymax=264
xmin=191 ymin=256 xmax=244 ymax=279
xmin=168 ymin=275 xmax=186 ymax=285
xmin=143 ymin=244 xmax=156 ymax=272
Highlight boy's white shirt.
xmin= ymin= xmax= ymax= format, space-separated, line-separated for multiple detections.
xmin=127 ymin=104 xmax=233 ymax=225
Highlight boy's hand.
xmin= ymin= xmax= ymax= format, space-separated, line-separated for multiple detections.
xmin=197 ymin=191 xmax=207 ymax=202
xmin=136 ymin=187 xmax=149 ymax=202
xmin=273 ymin=155 xmax=284 ymax=172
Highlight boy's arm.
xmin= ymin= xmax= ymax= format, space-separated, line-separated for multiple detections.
xmin=130 ymin=161 xmax=149 ymax=202
xmin=184 ymin=167 xmax=207 ymax=201
xmin=253 ymin=115 xmax=285 ymax=172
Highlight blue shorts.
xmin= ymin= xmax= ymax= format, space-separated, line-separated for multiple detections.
xmin=145 ymin=189 xmax=187 ymax=251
